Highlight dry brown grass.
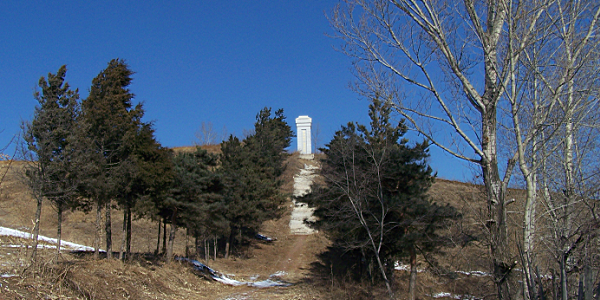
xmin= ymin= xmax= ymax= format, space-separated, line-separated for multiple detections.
xmin=0 ymin=151 xmax=531 ymax=299
xmin=0 ymin=154 xmax=329 ymax=299
xmin=0 ymin=251 xmax=214 ymax=299
xmin=172 ymin=144 xmax=222 ymax=155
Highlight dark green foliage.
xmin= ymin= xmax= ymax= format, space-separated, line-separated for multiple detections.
xmin=125 ymin=123 xmax=174 ymax=213
xmin=246 ymin=108 xmax=293 ymax=179
xmin=25 ymin=65 xmax=80 ymax=208
xmin=78 ymin=59 xmax=145 ymax=258
xmin=118 ymin=122 xmax=174 ymax=259
xmin=78 ymin=58 xmax=142 ymax=203
xmin=168 ymin=147 xmax=223 ymax=226
xmin=220 ymin=107 xmax=293 ymax=254
xmin=22 ymin=62 xmax=296 ymax=262
xmin=129 ymin=125 xmax=174 ymax=220
xmin=24 ymin=65 xmax=80 ymax=257
xmin=220 ymin=135 xmax=261 ymax=232
xmin=303 ymin=98 xmax=459 ymax=284
xmin=164 ymin=147 xmax=223 ymax=261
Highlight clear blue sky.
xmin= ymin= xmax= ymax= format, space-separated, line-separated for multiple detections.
xmin=0 ymin=1 xmax=473 ymax=181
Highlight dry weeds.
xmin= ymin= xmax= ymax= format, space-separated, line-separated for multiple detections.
xmin=0 ymin=151 xmax=521 ymax=299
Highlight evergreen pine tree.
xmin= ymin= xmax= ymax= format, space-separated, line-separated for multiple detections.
xmin=79 ymin=58 xmax=141 ymax=259
xmin=24 ymin=65 xmax=80 ymax=259
xmin=303 ymin=98 xmax=459 ymax=296
xmin=219 ymin=107 xmax=293 ymax=257
xmin=164 ymin=147 xmax=222 ymax=262
xmin=118 ymin=122 xmax=174 ymax=260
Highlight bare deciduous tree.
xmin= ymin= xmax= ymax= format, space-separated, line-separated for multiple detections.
xmin=312 ymin=122 xmax=321 ymax=153
xmin=19 ymin=147 xmax=44 ymax=263
xmin=194 ymin=121 xmax=227 ymax=146
xmin=500 ymin=1 xmax=600 ymax=298
xmin=329 ymin=1 xmax=539 ymax=297
xmin=329 ymin=1 xmax=600 ymax=298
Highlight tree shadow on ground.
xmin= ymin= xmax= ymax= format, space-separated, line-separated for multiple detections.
xmin=303 ymin=245 xmax=390 ymax=300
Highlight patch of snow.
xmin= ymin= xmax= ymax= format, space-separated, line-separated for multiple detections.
xmin=2 ymin=244 xmax=60 ymax=249
xmin=432 ymin=292 xmax=482 ymax=300
xmin=0 ymin=226 xmax=98 ymax=252
xmin=433 ymin=292 xmax=453 ymax=298
xmin=0 ymin=227 xmax=31 ymax=239
xmin=270 ymin=271 xmax=287 ymax=277
xmin=214 ymin=276 xmax=245 ymax=286
xmin=178 ymin=257 xmax=291 ymax=288
xmin=1 ymin=274 xmax=17 ymax=278
xmin=250 ymin=279 xmax=291 ymax=288
xmin=393 ymin=261 xmax=424 ymax=272
xmin=394 ymin=261 xmax=491 ymax=279
xmin=455 ymin=270 xmax=490 ymax=277
xmin=214 ymin=275 xmax=291 ymax=288
xmin=255 ymin=233 xmax=276 ymax=242
xmin=394 ymin=261 xmax=410 ymax=271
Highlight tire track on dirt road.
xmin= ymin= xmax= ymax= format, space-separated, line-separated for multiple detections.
xmin=217 ymin=161 xmax=319 ymax=300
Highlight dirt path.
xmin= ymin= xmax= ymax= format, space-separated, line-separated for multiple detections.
xmin=215 ymin=161 xmax=320 ymax=299
xmin=279 ymin=161 xmax=318 ymax=278
xmin=274 ymin=235 xmax=308 ymax=275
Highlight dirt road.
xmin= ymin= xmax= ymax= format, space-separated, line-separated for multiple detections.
xmin=214 ymin=161 xmax=322 ymax=299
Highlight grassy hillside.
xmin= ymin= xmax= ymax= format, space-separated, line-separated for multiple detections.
xmin=0 ymin=152 xmax=527 ymax=299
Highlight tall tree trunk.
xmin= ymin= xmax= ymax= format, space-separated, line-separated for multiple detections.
xmin=162 ymin=217 xmax=167 ymax=254
xmin=31 ymin=194 xmax=43 ymax=263
xmin=481 ymin=106 xmax=511 ymax=300
xmin=509 ymin=61 xmax=540 ymax=300
xmin=522 ymin=175 xmax=537 ymax=300
xmin=185 ymin=228 xmax=190 ymax=258
xmin=195 ymin=236 xmax=201 ymax=260
xmin=371 ymin=246 xmax=393 ymax=299
xmin=225 ymin=239 xmax=230 ymax=259
xmin=561 ymin=76 xmax=576 ymax=300
xmin=94 ymin=200 xmax=102 ymax=260
xmin=214 ymin=234 xmax=217 ymax=261
xmin=225 ymin=228 xmax=233 ymax=259
xmin=126 ymin=204 xmax=131 ymax=258
xmin=560 ymin=253 xmax=568 ymax=300
xmin=166 ymin=209 xmax=177 ymax=263
xmin=120 ymin=207 xmax=126 ymax=260
xmin=584 ymin=265 xmax=593 ymax=300
xmin=155 ymin=218 xmax=161 ymax=256
xmin=356 ymin=201 xmax=393 ymax=299
xmin=105 ymin=201 xmax=112 ymax=259
xmin=551 ymin=270 xmax=557 ymax=300
xmin=480 ymin=2 xmax=512 ymax=295
xmin=56 ymin=201 xmax=63 ymax=257
xmin=204 ymin=239 xmax=209 ymax=262
xmin=409 ymin=247 xmax=417 ymax=300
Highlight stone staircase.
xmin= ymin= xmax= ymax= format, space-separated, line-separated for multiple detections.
xmin=289 ymin=163 xmax=319 ymax=235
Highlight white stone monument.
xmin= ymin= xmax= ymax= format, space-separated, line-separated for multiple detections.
xmin=295 ymin=115 xmax=313 ymax=159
